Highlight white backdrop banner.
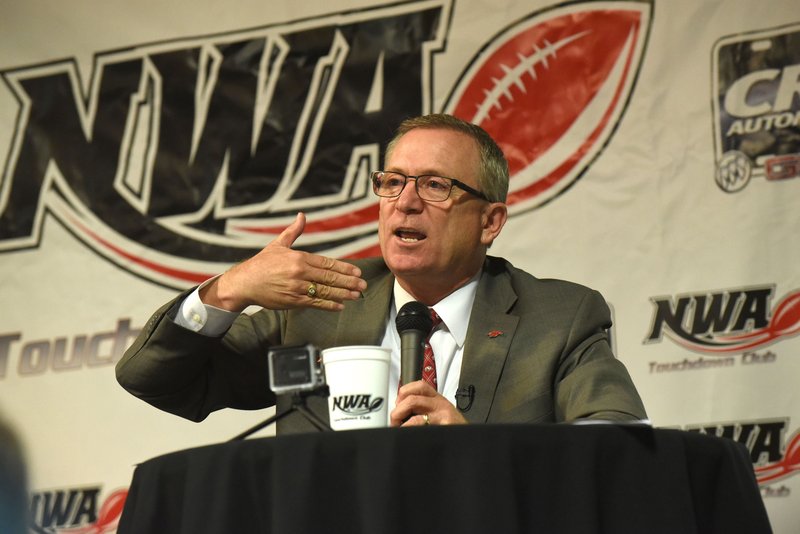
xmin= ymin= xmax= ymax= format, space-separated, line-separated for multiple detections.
xmin=1 ymin=0 xmax=798 ymax=532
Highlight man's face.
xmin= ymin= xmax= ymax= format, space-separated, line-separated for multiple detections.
xmin=378 ymin=128 xmax=498 ymax=299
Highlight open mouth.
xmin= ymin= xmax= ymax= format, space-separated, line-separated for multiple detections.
xmin=395 ymin=228 xmax=427 ymax=243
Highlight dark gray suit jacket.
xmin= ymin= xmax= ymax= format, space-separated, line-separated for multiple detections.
xmin=116 ymin=256 xmax=646 ymax=433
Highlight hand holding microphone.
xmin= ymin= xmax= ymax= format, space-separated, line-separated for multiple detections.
xmin=393 ymin=301 xmax=467 ymax=426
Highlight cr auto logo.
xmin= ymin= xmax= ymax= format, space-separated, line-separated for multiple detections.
xmin=712 ymin=23 xmax=800 ymax=192
xmin=646 ymin=285 xmax=800 ymax=354
xmin=0 ymin=0 xmax=651 ymax=288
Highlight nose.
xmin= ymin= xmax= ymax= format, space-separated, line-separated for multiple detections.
xmin=394 ymin=177 xmax=424 ymax=213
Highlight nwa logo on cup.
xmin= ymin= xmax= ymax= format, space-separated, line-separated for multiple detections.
xmin=332 ymin=394 xmax=385 ymax=416
xmin=712 ymin=23 xmax=800 ymax=192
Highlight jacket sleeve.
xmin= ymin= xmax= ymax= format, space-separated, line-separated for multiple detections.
xmin=115 ymin=292 xmax=283 ymax=422
xmin=553 ymin=289 xmax=648 ymax=422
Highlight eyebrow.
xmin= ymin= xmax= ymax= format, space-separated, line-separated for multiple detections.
xmin=385 ymin=168 xmax=453 ymax=177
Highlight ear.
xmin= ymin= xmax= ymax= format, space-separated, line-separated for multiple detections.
xmin=480 ymin=202 xmax=508 ymax=246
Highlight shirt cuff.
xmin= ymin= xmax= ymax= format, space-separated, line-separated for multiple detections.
xmin=174 ymin=277 xmax=239 ymax=336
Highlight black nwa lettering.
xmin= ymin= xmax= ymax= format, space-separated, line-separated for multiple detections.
xmin=686 ymin=419 xmax=786 ymax=464
xmin=0 ymin=5 xmax=444 ymax=267
xmin=646 ymin=287 xmax=772 ymax=345
xmin=31 ymin=488 xmax=99 ymax=529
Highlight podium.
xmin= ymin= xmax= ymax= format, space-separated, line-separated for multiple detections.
xmin=118 ymin=424 xmax=772 ymax=533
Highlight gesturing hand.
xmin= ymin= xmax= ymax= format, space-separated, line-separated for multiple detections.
xmin=200 ymin=213 xmax=367 ymax=312
xmin=390 ymin=381 xmax=468 ymax=427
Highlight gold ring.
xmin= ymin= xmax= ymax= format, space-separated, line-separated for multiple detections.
xmin=306 ymin=283 xmax=318 ymax=298
xmin=422 ymin=413 xmax=430 ymax=426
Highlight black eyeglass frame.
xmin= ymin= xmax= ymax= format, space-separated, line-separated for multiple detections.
xmin=371 ymin=170 xmax=490 ymax=202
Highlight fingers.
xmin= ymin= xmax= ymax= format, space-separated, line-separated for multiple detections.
xmin=294 ymin=254 xmax=365 ymax=311
xmin=274 ymin=212 xmax=306 ymax=248
xmin=304 ymin=264 xmax=365 ymax=294
xmin=304 ymin=283 xmax=362 ymax=307
xmin=295 ymin=245 xmax=365 ymax=310
xmin=274 ymin=213 xmax=365 ymax=298
xmin=299 ymin=283 xmax=360 ymax=312
xmin=305 ymin=252 xmax=363 ymax=280
xmin=271 ymin=215 xmax=360 ymax=281
xmin=389 ymin=400 xmax=430 ymax=427
xmin=272 ymin=269 xmax=362 ymax=312
xmin=390 ymin=382 xmax=468 ymax=427
xmin=216 ymin=213 xmax=367 ymax=312
xmin=395 ymin=380 xmax=437 ymax=404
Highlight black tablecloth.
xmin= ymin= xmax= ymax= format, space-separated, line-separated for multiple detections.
xmin=118 ymin=424 xmax=771 ymax=534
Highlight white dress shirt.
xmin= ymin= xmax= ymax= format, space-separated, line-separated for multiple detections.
xmin=383 ymin=275 xmax=479 ymax=409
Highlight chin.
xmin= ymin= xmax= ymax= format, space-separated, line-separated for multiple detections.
xmin=385 ymin=258 xmax=425 ymax=277
xmin=384 ymin=251 xmax=428 ymax=277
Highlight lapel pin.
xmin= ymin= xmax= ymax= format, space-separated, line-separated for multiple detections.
xmin=487 ymin=330 xmax=504 ymax=338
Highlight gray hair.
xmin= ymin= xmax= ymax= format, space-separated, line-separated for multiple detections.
xmin=384 ymin=114 xmax=509 ymax=203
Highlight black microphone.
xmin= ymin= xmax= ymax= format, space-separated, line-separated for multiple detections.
xmin=396 ymin=301 xmax=433 ymax=386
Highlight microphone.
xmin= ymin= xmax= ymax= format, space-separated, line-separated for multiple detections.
xmin=396 ymin=301 xmax=433 ymax=386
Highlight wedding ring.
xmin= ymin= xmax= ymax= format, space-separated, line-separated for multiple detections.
xmin=306 ymin=283 xmax=318 ymax=298
xmin=422 ymin=413 xmax=430 ymax=426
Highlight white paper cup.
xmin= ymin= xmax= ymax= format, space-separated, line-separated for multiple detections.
xmin=321 ymin=345 xmax=391 ymax=431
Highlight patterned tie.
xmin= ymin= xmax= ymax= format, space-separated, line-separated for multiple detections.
xmin=422 ymin=308 xmax=442 ymax=390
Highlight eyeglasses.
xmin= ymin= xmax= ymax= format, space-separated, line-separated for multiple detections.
xmin=371 ymin=171 xmax=489 ymax=202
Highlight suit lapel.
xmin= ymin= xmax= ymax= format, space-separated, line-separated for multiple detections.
xmin=323 ymin=257 xmax=518 ymax=424
xmin=459 ymin=259 xmax=519 ymax=423
xmin=334 ymin=262 xmax=394 ymax=346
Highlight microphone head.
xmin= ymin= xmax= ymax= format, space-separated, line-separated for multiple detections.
xmin=396 ymin=301 xmax=433 ymax=333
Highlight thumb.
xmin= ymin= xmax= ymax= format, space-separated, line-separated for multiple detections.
xmin=273 ymin=212 xmax=306 ymax=248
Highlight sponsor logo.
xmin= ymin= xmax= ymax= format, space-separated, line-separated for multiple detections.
xmin=712 ymin=23 xmax=800 ymax=192
xmin=29 ymin=486 xmax=127 ymax=534
xmin=0 ymin=318 xmax=140 ymax=380
xmin=684 ymin=418 xmax=800 ymax=487
xmin=0 ymin=0 xmax=651 ymax=288
xmin=645 ymin=285 xmax=800 ymax=354
xmin=332 ymin=394 xmax=384 ymax=416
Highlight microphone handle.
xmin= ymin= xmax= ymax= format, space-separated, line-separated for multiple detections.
xmin=399 ymin=329 xmax=426 ymax=386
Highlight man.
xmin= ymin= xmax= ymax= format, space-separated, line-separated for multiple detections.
xmin=116 ymin=114 xmax=646 ymax=433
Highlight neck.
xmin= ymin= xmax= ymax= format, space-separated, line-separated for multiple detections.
xmin=396 ymin=267 xmax=482 ymax=306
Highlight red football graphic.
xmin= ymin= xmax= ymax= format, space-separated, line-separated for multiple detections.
xmin=445 ymin=2 xmax=651 ymax=211
xmin=225 ymin=3 xmax=652 ymax=265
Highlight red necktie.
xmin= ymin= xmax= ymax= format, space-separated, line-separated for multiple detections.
xmin=422 ymin=308 xmax=442 ymax=390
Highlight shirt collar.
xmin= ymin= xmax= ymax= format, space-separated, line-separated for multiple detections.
xmin=392 ymin=271 xmax=481 ymax=347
